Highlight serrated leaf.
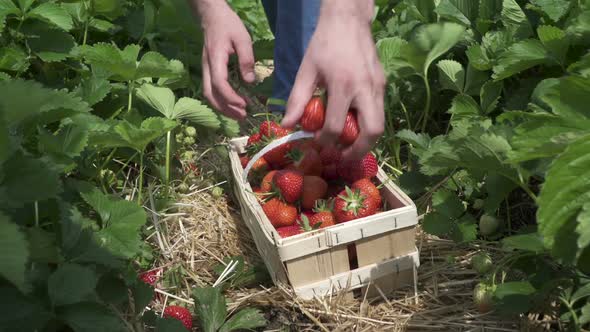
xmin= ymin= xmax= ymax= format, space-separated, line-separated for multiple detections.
xmin=396 ymin=129 xmax=431 ymax=150
xmin=422 ymin=212 xmax=455 ymax=238
xmin=435 ymin=0 xmax=478 ymax=26
xmin=80 ymin=187 xmax=147 ymax=259
xmin=577 ymin=201 xmax=590 ymax=254
xmin=466 ymin=45 xmax=493 ymax=71
xmin=17 ymin=0 xmax=33 ymax=12
xmin=450 ymin=215 xmax=478 ymax=243
xmin=411 ymin=22 xmax=466 ymax=76
xmin=193 ymin=286 xmax=227 ymax=332
xmin=537 ymin=25 xmax=569 ymax=64
xmin=537 ymin=135 xmax=590 ymax=260
xmin=173 ymin=98 xmax=221 ymax=129
xmin=483 ymin=173 xmax=517 ymax=213
xmin=464 ymin=64 xmax=490 ymax=96
xmin=0 ymin=0 xmax=20 ymax=30
xmin=48 ymin=264 xmax=98 ymax=306
xmin=25 ymin=25 xmax=76 ymax=62
xmin=376 ymin=37 xmax=415 ymax=77
xmin=89 ymin=17 xmax=114 ymax=32
xmin=448 ymin=94 xmax=482 ymax=122
xmin=501 ymin=0 xmax=533 ymax=39
xmin=479 ymin=0 xmax=502 ymax=21
xmin=0 ymin=214 xmax=30 ymax=293
xmin=493 ymin=39 xmax=552 ymax=80
xmin=0 ymin=153 xmax=61 ymax=208
xmin=570 ymin=281 xmax=590 ymax=305
xmin=39 ymin=124 xmax=88 ymax=158
xmin=26 ymin=228 xmax=59 ymax=263
xmin=437 ymin=59 xmax=465 ymax=92
xmin=480 ymin=80 xmax=503 ymax=114
xmin=0 ymin=46 xmax=29 ymax=72
xmin=60 ymin=302 xmax=127 ymax=332
xmin=502 ymin=233 xmax=545 ymax=253
xmin=433 ymin=188 xmax=465 ymax=218
xmin=92 ymin=0 xmax=125 ymax=20
xmin=220 ymin=308 xmax=267 ymax=332
xmin=398 ymin=170 xmax=437 ymax=196
xmin=136 ymin=84 xmax=175 ymax=118
xmin=133 ymin=280 xmax=154 ymax=313
xmin=136 ymin=52 xmax=184 ymax=80
xmin=530 ymin=0 xmax=571 ymax=22
xmin=28 ymin=2 xmax=73 ymax=31
xmin=74 ymin=69 xmax=112 ymax=106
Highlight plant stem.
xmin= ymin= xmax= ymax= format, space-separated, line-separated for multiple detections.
xmin=34 ymin=201 xmax=39 ymax=227
xmin=127 ymin=81 xmax=134 ymax=113
xmin=420 ymin=74 xmax=432 ymax=133
xmin=560 ymin=297 xmax=580 ymax=330
xmin=400 ymin=101 xmax=412 ymax=130
xmin=138 ymin=152 xmax=144 ymax=204
xmin=165 ymin=130 xmax=171 ymax=186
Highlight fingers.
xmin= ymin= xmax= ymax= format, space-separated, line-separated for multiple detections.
xmin=282 ymin=59 xmax=317 ymax=129
xmin=315 ymin=79 xmax=352 ymax=147
xmin=208 ymin=45 xmax=247 ymax=118
xmin=232 ymin=34 xmax=256 ymax=83
xmin=201 ymin=49 xmax=221 ymax=111
xmin=342 ymin=87 xmax=384 ymax=160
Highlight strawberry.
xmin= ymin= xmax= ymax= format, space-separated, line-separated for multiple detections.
xmin=333 ymin=187 xmax=379 ymax=223
xmin=263 ymin=140 xmax=292 ymax=168
xmin=163 ymin=305 xmax=193 ymax=330
xmin=259 ymin=120 xmax=281 ymax=138
xmin=276 ymin=225 xmax=304 ymax=238
xmin=263 ymin=198 xmax=298 ymax=227
xmin=319 ymin=146 xmax=342 ymax=165
xmin=273 ymin=169 xmax=304 ymax=203
xmin=300 ymin=96 xmax=325 ymax=131
xmin=301 ymin=175 xmax=328 ymax=209
xmin=247 ymin=132 xmax=262 ymax=146
xmin=322 ymin=163 xmax=339 ymax=181
xmin=337 ymin=153 xmax=378 ymax=182
xmin=139 ymin=269 xmax=160 ymax=286
xmin=298 ymin=210 xmax=315 ymax=223
xmin=251 ymin=157 xmax=269 ymax=172
xmin=308 ymin=199 xmax=336 ymax=228
xmin=351 ymin=178 xmax=382 ymax=207
xmin=240 ymin=155 xmax=249 ymax=169
xmin=338 ymin=111 xmax=359 ymax=146
xmin=287 ymin=147 xmax=323 ymax=176
xmin=260 ymin=170 xmax=278 ymax=193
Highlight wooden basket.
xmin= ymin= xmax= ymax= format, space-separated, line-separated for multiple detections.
xmin=228 ymin=136 xmax=420 ymax=300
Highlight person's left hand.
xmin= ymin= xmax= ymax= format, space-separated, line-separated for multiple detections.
xmin=280 ymin=0 xmax=386 ymax=161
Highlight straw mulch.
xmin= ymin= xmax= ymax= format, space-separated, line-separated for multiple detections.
xmin=143 ymin=183 xmax=557 ymax=332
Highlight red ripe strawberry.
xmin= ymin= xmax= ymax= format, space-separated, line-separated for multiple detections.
xmin=298 ymin=210 xmax=315 ymax=223
xmin=263 ymin=198 xmax=298 ymax=227
xmin=309 ymin=199 xmax=336 ymax=228
xmin=274 ymin=169 xmax=304 ymax=203
xmin=339 ymin=111 xmax=359 ymax=146
xmin=259 ymin=120 xmax=281 ymax=138
xmin=288 ymin=147 xmax=322 ymax=176
xmin=337 ymin=153 xmax=378 ymax=182
xmin=300 ymin=96 xmax=325 ymax=131
xmin=163 ymin=305 xmax=193 ymax=330
xmin=276 ymin=225 xmax=304 ymax=238
xmin=251 ymin=157 xmax=269 ymax=172
xmin=260 ymin=170 xmax=278 ymax=193
xmin=247 ymin=132 xmax=262 ymax=145
xmin=319 ymin=146 xmax=342 ymax=165
xmin=322 ymin=163 xmax=339 ymax=181
xmin=351 ymin=178 xmax=382 ymax=207
xmin=333 ymin=187 xmax=379 ymax=223
xmin=263 ymin=141 xmax=292 ymax=168
xmin=240 ymin=155 xmax=249 ymax=169
xmin=139 ymin=269 xmax=160 ymax=286
xmin=301 ymin=175 xmax=328 ymax=209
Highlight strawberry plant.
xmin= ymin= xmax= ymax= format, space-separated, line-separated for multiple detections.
xmin=373 ymin=0 xmax=590 ymax=328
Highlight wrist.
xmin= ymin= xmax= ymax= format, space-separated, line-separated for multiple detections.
xmin=319 ymin=0 xmax=374 ymax=24
xmin=190 ymin=0 xmax=231 ymax=27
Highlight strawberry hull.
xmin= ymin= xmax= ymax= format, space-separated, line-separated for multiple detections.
xmin=229 ymin=135 xmax=420 ymax=300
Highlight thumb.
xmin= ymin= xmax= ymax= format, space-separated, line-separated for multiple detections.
xmin=232 ymin=35 xmax=256 ymax=83
xmin=282 ymin=60 xmax=317 ymax=128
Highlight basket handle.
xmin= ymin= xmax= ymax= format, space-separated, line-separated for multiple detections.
xmin=242 ymin=130 xmax=315 ymax=183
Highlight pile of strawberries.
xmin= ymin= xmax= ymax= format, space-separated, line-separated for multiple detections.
xmin=238 ymin=96 xmax=384 ymax=238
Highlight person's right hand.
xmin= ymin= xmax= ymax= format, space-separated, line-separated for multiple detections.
xmin=194 ymin=0 xmax=255 ymax=120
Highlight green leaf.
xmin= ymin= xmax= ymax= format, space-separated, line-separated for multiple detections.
xmin=0 ymin=46 xmax=29 ymax=72
xmin=96 ymin=274 xmax=128 ymax=305
xmin=501 ymin=233 xmax=546 ymax=253
xmin=422 ymin=211 xmax=454 ymax=236
xmin=493 ymin=39 xmax=552 ymax=80
xmin=466 ymin=45 xmax=493 ymax=71
xmin=0 ymin=214 xmax=30 ymax=293
xmin=25 ymin=26 xmax=76 ymax=62
xmin=437 ymin=59 xmax=465 ymax=92
xmin=577 ymin=202 xmax=590 ymax=254
xmin=59 ymin=302 xmax=127 ymax=332
xmin=397 ymin=170 xmax=436 ymax=196
xmin=17 ymin=0 xmax=34 ymax=12
xmin=0 ymin=153 xmax=61 ymax=208
xmin=74 ymin=69 xmax=112 ymax=106
xmin=411 ymin=22 xmax=466 ymax=76
xmin=173 ymin=98 xmax=221 ymax=129
xmin=26 ymin=228 xmax=60 ymax=263
xmin=432 ymin=188 xmax=465 ymax=218
xmin=537 ymin=25 xmax=569 ymax=65
xmin=396 ymin=129 xmax=431 ymax=150
xmin=0 ymin=72 xmax=10 ymax=81
xmin=193 ymin=286 xmax=228 ymax=332
xmin=376 ymin=37 xmax=415 ymax=77
xmin=435 ymin=0 xmax=478 ymax=26
xmin=493 ymin=281 xmax=536 ymax=314
xmin=480 ymin=80 xmax=503 ymax=114
xmin=92 ymin=0 xmax=125 ymax=20
xmin=483 ymin=173 xmax=517 ymax=213
xmin=0 ymin=0 xmax=20 ymax=30
xmin=92 ymin=117 xmax=177 ymax=153
xmin=0 ymin=286 xmax=52 ymax=331
xmin=28 ymin=2 xmax=73 ymax=31
xmin=537 ymin=135 xmax=590 ymax=259
xmin=448 ymin=94 xmax=482 ymax=122
xmin=580 ymin=302 xmax=590 ymax=325
xmin=38 ymin=124 xmax=88 ymax=162
xmin=464 ymin=63 xmax=490 ymax=96
xmin=156 ymin=318 xmax=188 ymax=332
xmin=133 ymin=280 xmax=154 ymax=313
xmin=530 ymin=0 xmax=571 ymax=22
xmin=135 ymin=52 xmax=184 ymax=80
xmin=479 ymin=0 xmax=502 ymax=21
xmin=450 ymin=215 xmax=478 ymax=243
xmin=571 ymin=282 xmax=590 ymax=305
xmin=80 ymin=187 xmax=148 ymax=259
xmin=220 ymin=308 xmax=267 ymax=332
xmin=48 ymin=264 xmax=98 ymax=306
xmin=136 ymin=84 xmax=175 ymax=118
xmin=501 ymin=0 xmax=533 ymax=39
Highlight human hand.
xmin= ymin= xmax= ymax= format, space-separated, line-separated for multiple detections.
xmin=192 ymin=0 xmax=255 ymax=120
xmin=281 ymin=0 xmax=386 ymax=161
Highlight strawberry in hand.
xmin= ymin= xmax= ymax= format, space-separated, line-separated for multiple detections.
xmin=300 ymin=95 xmax=325 ymax=132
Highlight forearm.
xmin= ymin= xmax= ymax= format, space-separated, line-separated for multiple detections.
xmin=319 ymin=0 xmax=374 ymax=24
xmin=188 ymin=0 xmax=230 ymax=27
